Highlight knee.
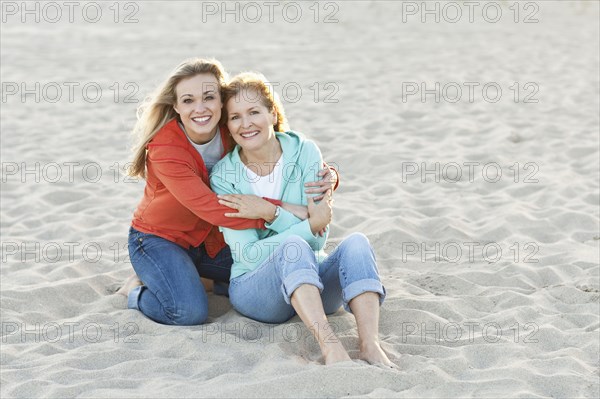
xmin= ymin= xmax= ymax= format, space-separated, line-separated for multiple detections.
xmin=166 ymin=296 xmax=208 ymax=326
xmin=336 ymin=233 xmax=378 ymax=275
xmin=230 ymin=295 xmax=295 ymax=324
xmin=339 ymin=233 xmax=372 ymax=252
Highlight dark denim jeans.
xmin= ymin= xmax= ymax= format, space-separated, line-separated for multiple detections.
xmin=127 ymin=227 xmax=232 ymax=325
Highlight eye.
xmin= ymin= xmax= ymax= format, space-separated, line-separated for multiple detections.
xmin=230 ymin=115 xmax=239 ymax=120
xmin=250 ymin=110 xmax=259 ymax=115
xmin=183 ymin=98 xmax=192 ymax=104
xmin=205 ymin=95 xmax=214 ymax=101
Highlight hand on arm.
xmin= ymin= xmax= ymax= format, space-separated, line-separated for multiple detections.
xmin=220 ymin=195 xmax=330 ymax=265
xmin=150 ymin=150 xmax=264 ymax=230
xmin=304 ymin=163 xmax=338 ymax=201
xmin=217 ymin=194 xmax=277 ymax=222
xmin=220 ymin=197 xmax=318 ymax=235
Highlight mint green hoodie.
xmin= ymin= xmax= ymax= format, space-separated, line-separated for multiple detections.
xmin=210 ymin=131 xmax=328 ymax=279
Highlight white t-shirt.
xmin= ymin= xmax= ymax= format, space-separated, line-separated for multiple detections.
xmin=179 ymin=122 xmax=224 ymax=173
xmin=243 ymin=155 xmax=284 ymax=199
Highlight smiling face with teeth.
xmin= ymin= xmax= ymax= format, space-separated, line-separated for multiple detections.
xmin=173 ymin=73 xmax=223 ymax=144
xmin=225 ymin=88 xmax=278 ymax=154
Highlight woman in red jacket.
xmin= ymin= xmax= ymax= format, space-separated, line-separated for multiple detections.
xmin=118 ymin=59 xmax=335 ymax=325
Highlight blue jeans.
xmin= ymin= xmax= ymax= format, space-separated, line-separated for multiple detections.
xmin=229 ymin=233 xmax=386 ymax=324
xmin=127 ymin=227 xmax=232 ymax=325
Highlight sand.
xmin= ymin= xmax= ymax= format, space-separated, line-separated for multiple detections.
xmin=1 ymin=1 xmax=599 ymax=397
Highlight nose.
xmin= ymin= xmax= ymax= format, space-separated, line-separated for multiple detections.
xmin=241 ymin=115 xmax=252 ymax=129
xmin=194 ymin=102 xmax=208 ymax=113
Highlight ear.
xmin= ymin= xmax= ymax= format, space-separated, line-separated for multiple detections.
xmin=270 ymin=108 xmax=277 ymax=126
xmin=173 ymin=104 xmax=180 ymax=115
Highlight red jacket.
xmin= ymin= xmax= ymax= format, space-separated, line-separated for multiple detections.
xmin=131 ymin=119 xmax=270 ymax=257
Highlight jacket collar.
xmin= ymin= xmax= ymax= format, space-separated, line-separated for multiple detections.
xmin=227 ymin=132 xmax=301 ymax=197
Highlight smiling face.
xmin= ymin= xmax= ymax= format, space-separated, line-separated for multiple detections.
xmin=225 ymin=88 xmax=277 ymax=152
xmin=173 ymin=73 xmax=222 ymax=144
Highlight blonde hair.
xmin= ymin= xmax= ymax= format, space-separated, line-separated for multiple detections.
xmin=223 ymin=72 xmax=289 ymax=133
xmin=128 ymin=58 xmax=228 ymax=178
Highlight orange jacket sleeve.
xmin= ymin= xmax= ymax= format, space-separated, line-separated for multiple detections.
xmin=148 ymin=144 xmax=266 ymax=230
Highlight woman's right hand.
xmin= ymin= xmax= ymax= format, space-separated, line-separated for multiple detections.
xmin=218 ymin=194 xmax=277 ymax=221
xmin=308 ymin=190 xmax=333 ymax=235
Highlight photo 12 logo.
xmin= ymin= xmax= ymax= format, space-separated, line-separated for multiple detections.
xmin=400 ymin=1 xmax=540 ymax=24
xmin=200 ymin=1 xmax=340 ymax=23
xmin=401 ymin=162 xmax=540 ymax=184
xmin=1 ymin=162 xmax=139 ymax=184
xmin=1 ymin=240 xmax=131 ymax=264
xmin=1 ymin=321 xmax=139 ymax=344
xmin=1 ymin=82 xmax=140 ymax=104
xmin=227 ymin=80 xmax=339 ymax=105
xmin=401 ymin=82 xmax=540 ymax=104
xmin=1 ymin=1 xmax=140 ymax=24
xmin=401 ymin=241 xmax=540 ymax=264
xmin=401 ymin=321 xmax=540 ymax=344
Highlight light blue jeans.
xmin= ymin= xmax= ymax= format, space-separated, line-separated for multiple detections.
xmin=229 ymin=233 xmax=386 ymax=323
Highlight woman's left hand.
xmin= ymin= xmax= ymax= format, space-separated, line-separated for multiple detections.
xmin=304 ymin=166 xmax=337 ymax=201
xmin=218 ymin=194 xmax=276 ymax=221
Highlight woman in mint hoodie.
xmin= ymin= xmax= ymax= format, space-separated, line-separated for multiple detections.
xmin=210 ymin=73 xmax=393 ymax=367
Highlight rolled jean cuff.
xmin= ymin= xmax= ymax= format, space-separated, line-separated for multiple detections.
xmin=342 ymin=279 xmax=386 ymax=312
xmin=127 ymin=285 xmax=144 ymax=310
xmin=281 ymin=269 xmax=323 ymax=305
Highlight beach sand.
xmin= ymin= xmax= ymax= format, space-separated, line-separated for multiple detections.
xmin=1 ymin=1 xmax=599 ymax=397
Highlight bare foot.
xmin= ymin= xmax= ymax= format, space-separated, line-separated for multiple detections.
xmin=116 ymin=274 xmax=142 ymax=297
xmin=201 ymin=278 xmax=214 ymax=292
xmin=322 ymin=342 xmax=352 ymax=365
xmin=359 ymin=341 xmax=397 ymax=369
